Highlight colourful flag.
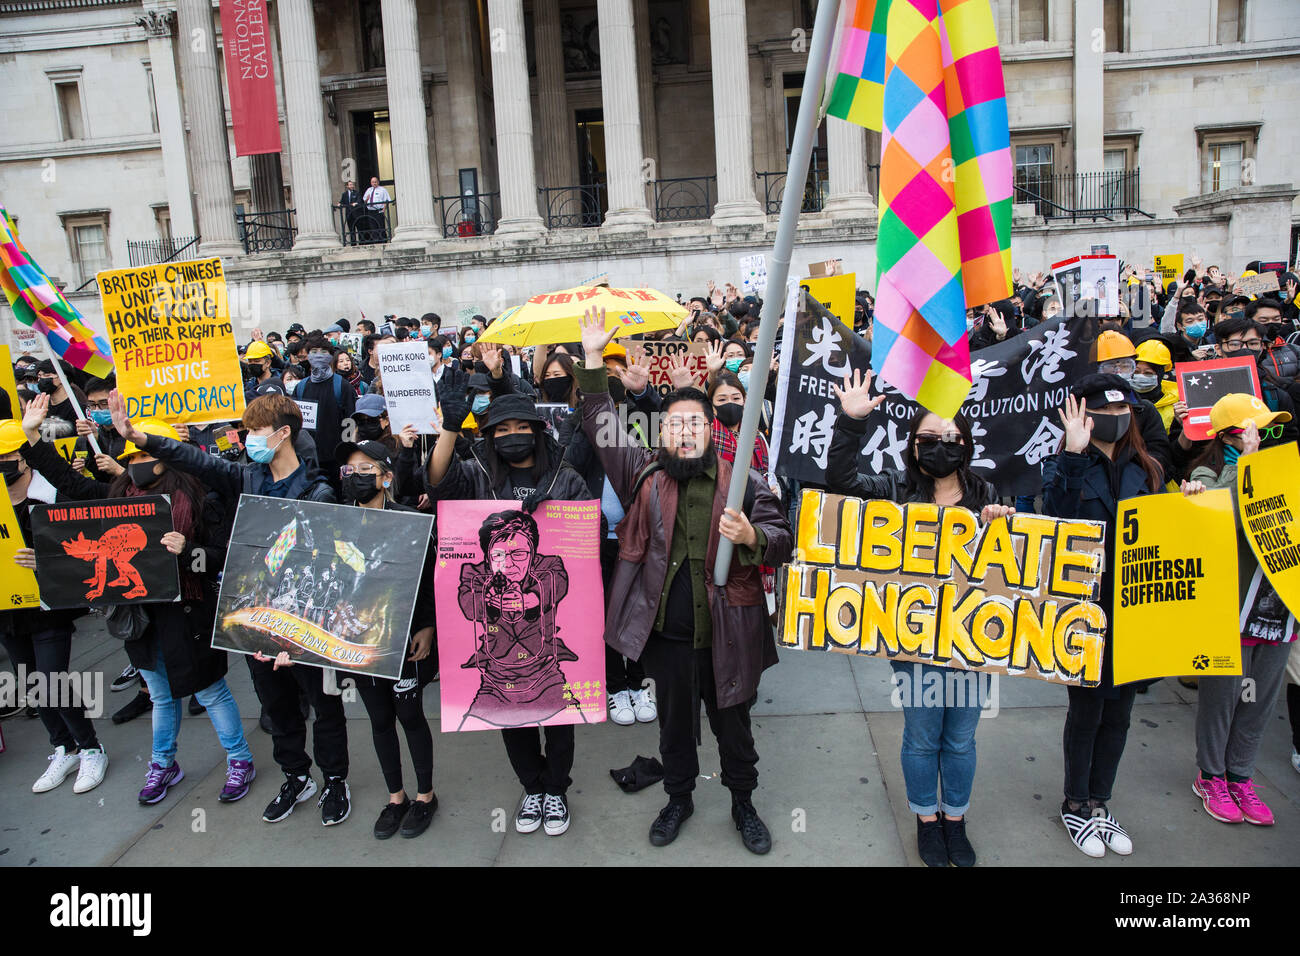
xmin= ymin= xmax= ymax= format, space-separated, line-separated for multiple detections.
xmin=265 ymin=518 xmax=298 ymax=575
xmin=0 ymin=208 xmax=114 ymax=377
xmin=825 ymin=0 xmax=1013 ymax=417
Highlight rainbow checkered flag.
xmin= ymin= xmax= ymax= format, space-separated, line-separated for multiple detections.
xmin=265 ymin=519 xmax=298 ymax=576
xmin=0 ymin=208 xmax=114 ymax=377
xmin=825 ymin=0 xmax=1013 ymax=417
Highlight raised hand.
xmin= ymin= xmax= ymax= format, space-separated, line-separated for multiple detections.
xmin=831 ymin=368 xmax=885 ymax=420
xmin=396 ymin=423 xmax=418 ymax=449
xmin=480 ymin=343 xmax=504 ymax=378
xmin=1240 ymin=420 xmax=1261 ymax=457
xmin=578 ymin=305 xmax=618 ymax=368
xmin=667 ymin=351 xmax=696 ymax=390
xmin=1058 ymin=393 xmax=1093 ymax=453
xmin=986 ymin=304 xmax=1008 ymax=338
xmin=21 ymin=392 xmax=49 ymax=439
xmin=704 ymin=340 xmax=725 ymax=375
xmin=617 ymin=350 xmax=651 ymax=395
xmin=108 ymin=390 xmax=147 ymax=445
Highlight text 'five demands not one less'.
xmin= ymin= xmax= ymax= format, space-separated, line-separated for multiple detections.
xmin=97 ymin=257 xmax=244 ymax=424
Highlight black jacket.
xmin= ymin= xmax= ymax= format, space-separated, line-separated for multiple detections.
xmin=141 ymin=433 xmax=336 ymax=504
xmin=425 ymin=429 xmax=590 ymax=505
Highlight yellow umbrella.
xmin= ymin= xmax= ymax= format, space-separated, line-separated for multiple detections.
xmin=478 ymin=285 xmax=688 ymax=347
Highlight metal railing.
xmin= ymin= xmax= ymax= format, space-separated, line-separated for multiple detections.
xmin=334 ymin=200 xmax=394 ymax=246
xmin=539 ymin=183 xmax=606 ymax=228
xmin=237 ymin=208 xmax=297 ymax=253
xmin=127 ymin=234 xmax=201 ymax=267
xmin=652 ymin=175 xmax=717 ymax=222
xmin=1014 ymin=168 xmax=1152 ymax=221
xmin=437 ymin=191 xmax=500 ymax=238
xmin=755 ymin=165 xmax=830 ymax=215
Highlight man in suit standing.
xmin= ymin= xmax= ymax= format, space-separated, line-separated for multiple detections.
xmin=338 ymin=180 xmax=362 ymax=245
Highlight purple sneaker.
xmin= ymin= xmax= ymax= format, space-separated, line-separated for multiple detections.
xmin=218 ymin=759 xmax=256 ymax=803
xmin=138 ymin=761 xmax=184 ymax=805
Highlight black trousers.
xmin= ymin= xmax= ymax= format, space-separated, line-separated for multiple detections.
xmin=601 ymin=537 xmax=645 ymax=694
xmin=1062 ymin=684 xmax=1137 ymax=803
xmin=1 ymin=626 xmax=99 ymax=752
xmin=501 ymin=724 xmax=574 ymax=796
xmin=248 ymin=656 xmax=348 ymax=779
xmin=1289 ymin=684 xmax=1300 ymax=751
xmin=356 ymin=658 xmax=435 ymax=795
xmin=639 ymin=634 xmax=758 ymax=798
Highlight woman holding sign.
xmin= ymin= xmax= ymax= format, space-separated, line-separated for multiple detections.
xmin=1188 ymin=395 xmax=1296 ymax=826
xmin=828 ymin=369 xmax=1010 ymax=868
xmin=1044 ymin=374 xmax=1205 ymax=858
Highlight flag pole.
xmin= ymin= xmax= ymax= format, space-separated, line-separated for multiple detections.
xmin=40 ymin=336 xmax=102 ymax=456
xmin=714 ymin=0 xmax=842 ymax=585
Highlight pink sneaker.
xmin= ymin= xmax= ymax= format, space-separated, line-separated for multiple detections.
xmin=1227 ymin=779 xmax=1274 ymax=826
xmin=1192 ymin=775 xmax=1244 ymax=823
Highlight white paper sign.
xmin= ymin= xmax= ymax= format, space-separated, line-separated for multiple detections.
xmin=740 ymin=254 xmax=768 ymax=296
xmin=295 ymin=400 xmax=318 ymax=430
xmin=376 ymin=341 xmax=438 ymax=434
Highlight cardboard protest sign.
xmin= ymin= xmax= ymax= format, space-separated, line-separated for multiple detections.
xmin=1237 ymin=272 xmax=1280 ymax=297
xmin=639 ymin=339 xmax=708 ymax=398
xmin=770 ymin=297 xmax=1094 ymax=495
xmin=1154 ymin=254 xmax=1183 ymax=290
xmin=294 ymin=400 xmax=318 ymax=430
xmin=1052 ymin=254 xmax=1119 ymax=316
xmin=1174 ymin=357 xmax=1261 ymax=441
xmin=800 ymin=273 xmax=857 ymax=328
xmin=12 ymin=326 xmax=41 ymax=356
xmin=0 ymin=492 xmax=40 ymax=610
xmin=1237 ymin=443 xmax=1300 ymax=620
xmin=375 ymin=341 xmax=438 ymax=434
xmin=213 ymin=496 xmax=433 ymax=680
xmin=99 ymin=258 xmax=245 ymax=425
xmin=1112 ymin=490 xmax=1240 ymax=684
xmin=336 ymin=332 xmax=363 ymax=356
xmin=740 ymin=254 xmax=768 ymax=296
xmin=779 ymin=490 xmax=1108 ymax=685
xmin=434 ymin=499 xmax=606 ymax=731
xmin=30 ymin=496 xmax=179 ymax=609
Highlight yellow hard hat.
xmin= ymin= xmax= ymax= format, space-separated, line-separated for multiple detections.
xmin=1207 ymin=393 xmax=1292 ymax=438
xmin=1134 ymin=339 xmax=1172 ymax=369
xmin=246 ymin=341 xmax=273 ymax=360
xmin=1096 ymin=330 xmax=1136 ymax=362
xmin=602 ymin=341 xmax=627 ymax=362
xmin=118 ymin=418 xmax=181 ymax=460
xmin=0 ymin=419 xmax=26 ymax=455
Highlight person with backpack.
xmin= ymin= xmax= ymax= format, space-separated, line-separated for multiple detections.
xmin=291 ymin=335 xmax=358 ymax=491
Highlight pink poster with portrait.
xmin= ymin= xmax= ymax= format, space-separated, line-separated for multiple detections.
xmin=434 ymin=499 xmax=607 ymax=731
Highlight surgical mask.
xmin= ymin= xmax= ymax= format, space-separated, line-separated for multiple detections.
xmin=308 ymin=352 xmax=333 ymax=382
xmin=422 ymin=326 xmax=433 ymax=339
xmin=494 ymin=433 xmax=535 ymax=463
xmin=246 ymin=431 xmax=284 ymax=464
xmin=471 ymin=394 xmax=491 ymax=415
xmin=1223 ymin=445 xmax=1240 ymax=466
xmin=1184 ymin=321 xmax=1208 ymax=341
xmin=128 ymin=461 xmax=161 ymax=488
xmin=1088 ymin=410 xmax=1131 ymax=443
xmin=442 ymin=346 xmax=454 ymax=359
xmin=714 ymin=402 xmax=743 ymax=428
xmin=38 ymin=378 xmax=57 ymax=395
xmin=916 ymin=441 xmax=964 ymax=478
xmin=541 ymin=378 xmax=571 ymax=403
xmin=0 ymin=460 xmax=23 ymax=486
xmin=1130 ymin=373 xmax=1159 ymax=393
xmin=89 ymin=409 xmax=114 ymax=426
xmin=342 ymin=472 xmax=383 ymax=503
xmin=738 ymin=370 xmax=751 ymax=392
xmin=724 ymin=357 xmax=744 ymax=374
xmin=465 ymin=332 xmax=476 ymax=344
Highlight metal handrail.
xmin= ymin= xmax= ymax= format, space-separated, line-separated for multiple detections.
xmin=334 ymin=199 xmax=394 ymax=246
xmin=651 ymin=175 xmax=717 ymax=222
xmin=538 ymin=183 xmax=606 ymax=228
xmin=755 ymin=165 xmax=830 ymax=215
xmin=1014 ymin=168 xmax=1153 ymax=222
xmin=127 ymin=234 xmax=201 ymax=267
xmin=237 ymin=208 xmax=298 ymax=253
xmin=436 ymin=191 xmax=500 ymax=238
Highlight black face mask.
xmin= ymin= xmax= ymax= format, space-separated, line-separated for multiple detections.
xmin=37 ymin=378 xmax=57 ymax=395
xmin=714 ymin=402 xmax=743 ymax=428
xmin=0 ymin=460 xmax=23 ymax=486
xmin=342 ymin=473 xmax=381 ymax=503
xmin=355 ymin=418 xmax=385 ymax=441
xmin=494 ymin=433 xmax=535 ymax=464
xmin=1089 ymin=410 xmax=1131 ymax=444
xmin=608 ymin=379 xmax=627 ymax=404
xmin=541 ymin=378 xmax=571 ymax=403
xmin=916 ymin=441 xmax=965 ymax=478
xmin=129 ymin=461 xmax=161 ymax=488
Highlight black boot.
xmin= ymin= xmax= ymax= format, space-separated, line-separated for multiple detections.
xmin=731 ymin=795 xmax=772 ymax=855
xmin=112 ymin=690 xmax=152 ymax=725
xmin=942 ymin=816 xmax=976 ymax=867
xmin=188 ymin=695 xmax=206 ymax=716
xmin=916 ymin=817 xmax=948 ymax=867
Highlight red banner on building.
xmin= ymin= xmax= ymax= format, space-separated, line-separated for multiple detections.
xmin=219 ymin=0 xmax=281 ymax=156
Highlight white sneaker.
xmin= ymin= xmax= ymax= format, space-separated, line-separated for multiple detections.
xmin=33 ymin=745 xmax=81 ymax=793
xmin=1092 ymin=805 xmax=1133 ymax=855
xmin=631 ymin=687 xmax=657 ymax=723
xmin=607 ymin=690 xmax=635 ymax=726
xmin=73 ymin=747 xmax=109 ymax=794
xmin=1061 ymin=802 xmax=1105 ymax=858
xmin=542 ymin=793 xmax=570 ymax=836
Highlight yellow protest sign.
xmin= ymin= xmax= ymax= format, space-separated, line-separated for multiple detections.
xmin=99 ymin=257 xmax=245 ymax=425
xmin=0 ymin=344 xmax=18 ymax=417
xmin=1112 ymin=490 xmax=1240 ymax=684
xmin=780 ymin=489 xmax=1108 ymax=685
xmin=52 ymin=437 xmax=94 ymax=477
xmin=0 ymin=492 xmax=40 ymax=610
xmin=1154 ymin=254 xmax=1183 ymax=290
xmin=800 ymin=273 xmax=857 ymax=328
xmin=1237 ymin=443 xmax=1300 ymax=616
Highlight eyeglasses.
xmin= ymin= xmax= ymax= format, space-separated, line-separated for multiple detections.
xmin=915 ymin=434 xmax=963 ymax=447
xmin=339 ymin=464 xmax=383 ymax=476
xmin=489 ymin=548 xmax=531 ymax=564
xmin=1220 ymin=339 xmax=1263 ymax=353
xmin=84 ymin=400 xmax=110 ymax=410
xmin=1228 ymin=425 xmax=1283 ymax=440
xmin=662 ymin=416 xmax=711 ymax=435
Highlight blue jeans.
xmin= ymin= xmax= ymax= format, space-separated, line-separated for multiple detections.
xmin=138 ymin=650 xmax=252 ymax=768
xmin=891 ymin=661 xmax=983 ymax=816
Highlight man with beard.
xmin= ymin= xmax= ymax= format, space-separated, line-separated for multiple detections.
xmin=573 ymin=308 xmax=793 ymax=855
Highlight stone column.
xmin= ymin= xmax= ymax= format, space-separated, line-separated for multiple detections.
xmin=708 ymin=0 xmax=764 ymax=227
xmin=174 ymin=0 xmax=242 ymax=256
xmin=823 ymin=120 xmax=876 ymax=219
xmin=382 ymin=0 xmax=440 ymax=244
xmin=634 ymin=0 xmax=658 ymax=206
xmin=276 ymin=0 xmax=340 ymax=249
xmin=137 ymin=8 xmax=197 ymax=238
xmin=487 ymin=0 xmax=544 ymax=236
xmin=534 ymin=0 xmax=574 ymax=188
xmin=1072 ymin=0 xmax=1104 ymax=198
xmin=250 ymin=154 xmax=285 ymax=213
xmin=442 ymin=0 xmax=485 ymax=186
xmin=598 ymin=0 xmax=652 ymax=229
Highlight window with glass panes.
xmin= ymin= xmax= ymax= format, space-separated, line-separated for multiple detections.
xmin=1204 ymin=142 xmax=1243 ymax=193
xmin=1015 ymin=144 xmax=1054 ymax=213
xmin=73 ymin=224 xmax=108 ymax=284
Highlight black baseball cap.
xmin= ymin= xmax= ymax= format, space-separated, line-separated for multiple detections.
xmin=478 ymin=393 xmax=546 ymax=430
xmin=334 ymin=439 xmax=393 ymax=468
xmin=1071 ymin=373 xmax=1136 ymax=409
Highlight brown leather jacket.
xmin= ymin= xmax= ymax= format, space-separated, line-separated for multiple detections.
xmin=578 ymin=383 xmax=792 ymax=708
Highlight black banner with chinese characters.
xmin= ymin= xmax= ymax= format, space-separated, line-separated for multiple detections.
xmin=770 ymin=308 xmax=1097 ymax=497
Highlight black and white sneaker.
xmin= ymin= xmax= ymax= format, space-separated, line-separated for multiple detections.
xmin=542 ymin=793 xmax=570 ymax=836
xmin=319 ymin=777 xmax=351 ymax=826
xmin=262 ymin=774 xmax=317 ymax=823
xmin=110 ymin=665 xmax=140 ymax=692
xmin=1060 ymin=800 xmax=1105 ymax=858
xmin=516 ymin=793 xmax=543 ymax=834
